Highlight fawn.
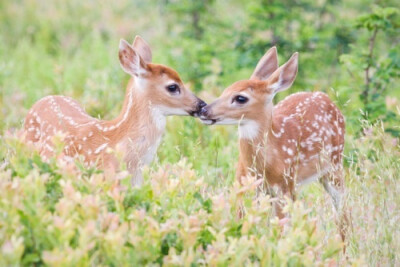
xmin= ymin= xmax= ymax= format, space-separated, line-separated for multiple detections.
xmin=24 ymin=36 xmax=206 ymax=186
xmin=199 ymin=47 xmax=348 ymax=240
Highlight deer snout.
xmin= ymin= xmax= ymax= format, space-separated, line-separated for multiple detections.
xmin=199 ymin=106 xmax=209 ymax=118
xmin=198 ymin=99 xmax=207 ymax=110
xmin=189 ymin=98 xmax=207 ymax=117
xmin=199 ymin=105 xmax=217 ymax=125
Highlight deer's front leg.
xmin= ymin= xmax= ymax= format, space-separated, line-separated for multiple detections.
xmin=273 ymin=178 xmax=295 ymax=220
xmin=236 ymin=161 xmax=248 ymax=219
xmin=123 ymin=147 xmax=145 ymax=187
xmin=131 ymin=169 xmax=143 ymax=187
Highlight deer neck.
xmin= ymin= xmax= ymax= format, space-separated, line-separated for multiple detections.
xmin=101 ymin=78 xmax=166 ymax=145
xmin=238 ymin=105 xmax=278 ymax=173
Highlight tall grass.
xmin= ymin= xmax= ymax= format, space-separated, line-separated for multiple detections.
xmin=1 ymin=0 xmax=399 ymax=265
xmin=0 ymin=133 xmax=346 ymax=265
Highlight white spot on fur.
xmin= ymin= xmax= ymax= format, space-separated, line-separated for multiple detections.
xmin=272 ymin=130 xmax=282 ymax=138
xmin=45 ymin=143 xmax=54 ymax=152
xmin=95 ymin=143 xmax=108 ymax=154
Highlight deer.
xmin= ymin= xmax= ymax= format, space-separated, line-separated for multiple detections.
xmin=199 ymin=47 xmax=349 ymax=241
xmin=24 ymin=36 xmax=206 ymax=186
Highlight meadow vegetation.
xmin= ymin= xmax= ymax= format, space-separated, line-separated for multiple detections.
xmin=0 ymin=0 xmax=399 ymax=265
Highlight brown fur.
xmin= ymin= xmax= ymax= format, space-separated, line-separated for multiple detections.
xmin=201 ymin=51 xmax=349 ymax=242
xmin=24 ymin=37 xmax=203 ymax=186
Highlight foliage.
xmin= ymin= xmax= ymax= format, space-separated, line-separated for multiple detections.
xmin=0 ymin=0 xmax=400 ymax=265
xmin=340 ymin=6 xmax=400 ymax=134
xmin=0 ymin=135 xmax=348 ymax=265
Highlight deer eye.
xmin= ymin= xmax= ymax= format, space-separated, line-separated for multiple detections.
xmin=233 ymin=95 xmax=249 ymax=104
xmin=166 ymin=84 xmax=180 ymax=94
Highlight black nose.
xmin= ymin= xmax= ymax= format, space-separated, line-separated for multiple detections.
xmin=198 ymin=100 xmax=207 ymax=109
xmin=200 ymin=106 xmax=208 ymax=117
xmin=189 ymin=99 xmax=208 ymax=117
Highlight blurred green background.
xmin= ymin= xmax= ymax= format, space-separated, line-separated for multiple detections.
xmin=1 ymin=0 xmax=400 ymax=265
xmin=1 ymin=0 xmax=399 ymax=182
xmin=1 ymin=0 xmax=399 ymax=128
xmin=1 ymin=0 xmax=399 ymax=178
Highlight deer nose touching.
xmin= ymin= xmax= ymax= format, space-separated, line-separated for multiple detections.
xmin=199 ymin=105 xmax=217 ymax=125
xmin=198 ymin=99 xmax=207 ymax=110
xmin=190 ymin=98 xmax=207 ymax=117
xmin=200 ymin=106 xmax=208 ymax=118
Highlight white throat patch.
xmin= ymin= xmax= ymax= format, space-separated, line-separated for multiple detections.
xmin=151 ymin=107 xmax=167 ymax=130
xmin=239 ymin=120 xmax=260 ymax=140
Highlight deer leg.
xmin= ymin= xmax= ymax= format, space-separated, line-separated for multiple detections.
xmin=320 ymin=168 xmax=350 ymax=243
xmin=274 ymin=178 xmax=295 ymax=220
xmin=274 ymin=192 xmax=295 ymax=219
xmin=321 ymin=175 xmax=342 ymax=210
xmin=131 ymin=170 xmax=143 ymax=187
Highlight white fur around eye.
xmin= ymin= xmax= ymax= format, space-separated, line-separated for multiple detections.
xmin=165 ymin=81 xmax=179 ymax=87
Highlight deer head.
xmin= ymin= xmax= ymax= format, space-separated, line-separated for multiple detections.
xmin=199 ymin=48 xmax=298 ymax=126
xmin=119 ymin=37 xmax=206 ymax=117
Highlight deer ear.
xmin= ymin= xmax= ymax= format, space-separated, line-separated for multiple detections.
xmin=132 ymin=35 xmax=152 ymax=63
xmin=268 ymin=52 xmax=298 ymax=94
xmin=250 ymin=46 xmax=278 ymax=81
xmin=119 ymin=39 xmax=147 ymax=77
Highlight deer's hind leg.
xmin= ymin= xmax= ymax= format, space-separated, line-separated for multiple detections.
xmin=320 ymin=166 xmax=350 ymax=243
xmin=273 ymin=172 xmax=296 ymax=220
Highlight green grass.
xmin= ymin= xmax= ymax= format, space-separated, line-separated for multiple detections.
xmin=1 ymin=0 xmax=400 ymax=266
